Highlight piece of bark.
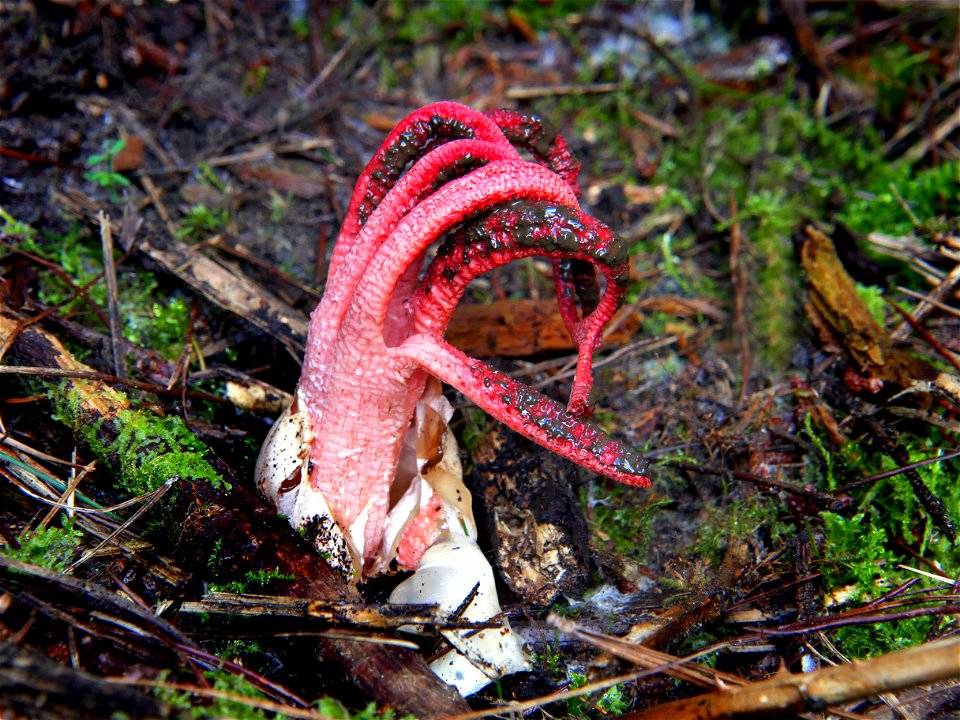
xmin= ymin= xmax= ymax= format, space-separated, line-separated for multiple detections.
xmin=801 ymin=225 xmax=933 ymax=388
xmin=448 ymin=298 xmax=641 ymax=357
xmin=468 ymin=424 xmax=591 ymax=605
xmin=0 ymin=305 xmax=469 ymax=718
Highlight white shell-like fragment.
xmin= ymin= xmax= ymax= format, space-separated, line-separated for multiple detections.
xmin=225 ymin=379 xmax=291 ymax=414
xmin=389 ymin=539 xmax=531 ymax=696
xmin=255 ymin=401 xmax=359 ymax=581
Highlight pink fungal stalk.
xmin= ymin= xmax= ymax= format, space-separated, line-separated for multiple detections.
xmin=258 ymin=100 xmax=648 ymax=580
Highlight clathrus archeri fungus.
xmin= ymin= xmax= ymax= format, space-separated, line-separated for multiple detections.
xmin=256 ymin=102 xmax=649 ymax=694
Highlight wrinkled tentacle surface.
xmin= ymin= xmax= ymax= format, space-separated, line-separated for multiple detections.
xmin=327 ymin=103 xmax=511 ymax=285
xmin=485 ymin=108 xmax=583 ymax=192
xmin=485 ymin=108 xmax=604 ymax=345
xmin=393 ymin=334 xmax=649 ymax=486
xmin=411 ymin=200 xmax=628 ymax=415
xmin=297 ymin=101 xmax=649 ymax=572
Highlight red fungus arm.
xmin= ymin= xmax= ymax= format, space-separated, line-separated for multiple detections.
xmin=329 ymin=103 xmax=512 ymax=283
xmin=392 ymin=333 xmax=650 ymax=487
xmin=345 ymin=161 xmax=579 ymax=341
xmin=411 ymin=199 xmax=628 ymax=415
xmin=486 ymin=109 xmax=605 ymax=345
xmin=486 ymin=108 xmax=582 ymax=193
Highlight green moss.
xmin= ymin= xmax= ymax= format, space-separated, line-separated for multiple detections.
xmin=386 ymin=0 xmax=585 ymax=47
xmin=845 ymin=438 xmax=958 ymax=556
xmin=838 ymin=160 xmax=959 ymax=239
xmin=209 ymin=567 xmax=295 ymax=595
xmin=802 ymin=412 xmax=839 ymax=491
xmin=3 ymin=517 xmax=83 ymax=573
xmin=585 ymin=483 xmax=672 ymax=562
xmin=565 ymin=671 xmax=588 ymax=717
xmin=51 ymin=380 xmax=230 ymax=501
xmin=159 ymin=665 xmax=414 ymax=720
xmin=832 ymin=615 xmax=936 ymax=659
xmin=6 ymin=223 xmax=190 ymax=360
xmin=175 ymin=204 xmax=228 ymax=241
xmin=692 ymin=494 xmax=791 ymax=565
xmin=457 ymin=407 xmax=492 ymax=455
xmin=806 ymin=419 xmax=958 ymax=658
xmin=0 ymin=206 xmax=37 ymax=237
xmin=105 ymin=408 xmax=227 ymax=496
xmin=854 ymin=283 xmax=888 ymax=326
xmin=314 ymin=699 xmax=412 ymax=720
xmin=817 ymin=511 xmax=890 ymax=595
xmin=645 ymin=80 xmax=956 ymax=365
xmin=84 ymin=138 xmax=131 ymax=199
xmin=156 ymin=669 xmax=281 ymax=719
xmin=564 ymin=670 xmax=630 ymax=718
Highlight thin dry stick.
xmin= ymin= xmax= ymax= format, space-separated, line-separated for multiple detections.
xmin=897 ymin=285 xmax=960 ymax=319
xmin=833 ymin=448 xmax=960 ymax=493
xmin=729 ymin=198 xmax=750 ymax=409
xmin=622 ymin=637 xmax=960 ymax=719
xmin=892 ymin=261 xmax=960 ymax=340
xmin=0 ymin=365 xmax=227 ymax=403
xmin=549 ymin=612 xmax=742 ymax=689
xmin=39 ymin=458 xmax=97 ymax=528
xmin=0 ymin=433 xmax=94 ymax=468
xmin=903 ymin=107 xmax=960 ymax=164
xmin=66 ymin=479 xmax=176 ymax=571
xmin=98 ymin=210 xmax=126 ymax=378
xmin=505 ymin=81 xmax=622 ymax=100
xmin=300 ymin=38 xmax=354 ymax=100
xmin=109 ymin=678 xmax=339 ymax=720
xmin=444 ymin=668 xmax=654 ymax=720
xmin=887 ymin=296 xmax=960 ymax=373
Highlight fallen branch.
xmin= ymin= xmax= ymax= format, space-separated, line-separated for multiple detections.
xmin=621 ymin=636 xmax=960 ymax=719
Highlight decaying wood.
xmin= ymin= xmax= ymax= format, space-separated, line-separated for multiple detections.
xmin=468 ymin=425 xmax=591 ymax=605
xmin=0 ymin=304 xmax=469 ymax=718
xmin=621 ymin=636 xmax=960 ymax=719
xmin=53 ymin=190 xmax=309 ymax=359
xmin=448 ymin=297 xmax=641 ymax=357
xmin=801 ymin=225 xmax=933 ymax=387
xmin=181 ymin=592 xmax=493 ymax=632
xmin=0 ymin=639 xmax=178 ymax=720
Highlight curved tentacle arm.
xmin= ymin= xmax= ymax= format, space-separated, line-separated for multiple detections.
xmin=485 ymin=108 xmax=582 ymax=193
xmin=486 ymin=109 xmax=608 ymax=346
xmin=311 ymin=140 xmax=521 ymax=333
xmin=302 ymin=139 xmax=524 ymax=402
xmin=329 ymin=102 xmax=513 ymax=283
xmin=553 ymin=258 xmax=602 ymax=345
xmin=346 ymin=162 xmax=579 ymax=342
xmin=411 ymin=200 xmax=629 ymax=415
xmin=392 ymin=334 xmax=650 ymax=487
